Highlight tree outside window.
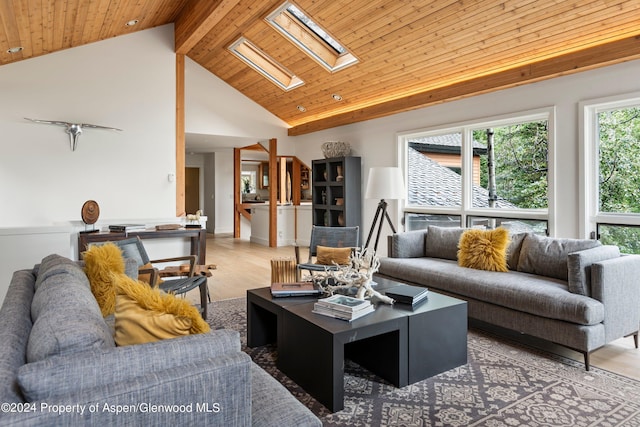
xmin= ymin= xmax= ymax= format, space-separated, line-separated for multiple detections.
xmin=595 ymin=105 xmax=640 ymax=253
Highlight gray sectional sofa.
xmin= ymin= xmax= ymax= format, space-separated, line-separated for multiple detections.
xmin=377 ymin=226 xmax=640 ymax=369
xmin=0 ymin=254 xmax=321 ymax=426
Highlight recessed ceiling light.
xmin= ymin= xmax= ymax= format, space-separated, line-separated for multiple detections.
xmin=125 ymin=19 xmax=139 ymax=27
xmin=332 ymin=93 xmax=343 ymax=101
xmin=297 ymin=105 xmax=307 ymax=112
xmin=7 ymin=46 xmax=23 ymax=54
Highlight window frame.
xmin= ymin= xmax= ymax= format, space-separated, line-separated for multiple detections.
xmin=580 ymin=92 xmax=640 ymax=238
xmin=397 ymin=107 xmax=555 ymax=233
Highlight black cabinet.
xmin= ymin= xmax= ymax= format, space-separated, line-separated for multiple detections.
xmin=312 ymin=157 xmax=361 ymax=230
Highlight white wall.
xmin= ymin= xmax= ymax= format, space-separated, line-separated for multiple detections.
xmin=184 ymin=57 xmax=297 ymax=235
xmin=0 ymin=25 xmax=178 ymax=226
xmin=214 ymin=150 xmax=235 ymax=233
xmin=0 ymin=25 xmax=182 ymax=304
xmin=293 ymin=59 xmax=640 ymax=255
xmin=185 ymin=57 xmax=294 ymax=152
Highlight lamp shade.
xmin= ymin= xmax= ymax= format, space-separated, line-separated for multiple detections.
xmin=365 ymin=167 xmax=406 ymax=200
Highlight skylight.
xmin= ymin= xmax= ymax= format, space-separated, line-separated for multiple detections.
xmin=228 ymin=37 xmax=304 ymax=91
xmin=286 ymin=4 xmax=346 ymax=54
xmin=266 ymin=2 xmax=358 ymax=72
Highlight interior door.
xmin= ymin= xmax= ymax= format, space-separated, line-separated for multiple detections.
xmin=185 ymin=167 xmax=200 ymax=214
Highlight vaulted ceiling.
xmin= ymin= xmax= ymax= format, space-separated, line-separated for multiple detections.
xmin=2 ymin=0 xmax=640 ymax=136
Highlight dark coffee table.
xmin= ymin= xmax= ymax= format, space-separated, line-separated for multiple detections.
xmin=246 ymin=277 xmax=467 ymax=412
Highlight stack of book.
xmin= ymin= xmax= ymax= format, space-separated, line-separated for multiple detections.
xmin=385 ymin=284 xmax=429 ymax=307
xmin=108 ymin=224 xmax=146 ymax=232
xmin=313 ymin=294 xmax=375 ymax=321
xmin=270 ymin=282 xmax=321 ymax=297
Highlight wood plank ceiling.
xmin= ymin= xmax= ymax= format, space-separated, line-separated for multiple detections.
xmin=2 ymin=0 xmax=640 ymax=136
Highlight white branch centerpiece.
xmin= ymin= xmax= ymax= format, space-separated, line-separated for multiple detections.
xmin=310 ymin=248 xmax=394 ymax=305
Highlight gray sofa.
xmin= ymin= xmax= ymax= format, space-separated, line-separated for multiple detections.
xmin=0 ymin=254 xmax=321 ymax=426
xmin=377 ymin=226 xmax=640 ymax=369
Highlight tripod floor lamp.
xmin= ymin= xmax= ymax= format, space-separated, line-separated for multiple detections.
xmin=364 ymin=167 xmax=406 ymax=252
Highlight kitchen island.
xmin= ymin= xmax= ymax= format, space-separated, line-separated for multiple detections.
xmin=249 ymin=203 xmax=312 ymax=247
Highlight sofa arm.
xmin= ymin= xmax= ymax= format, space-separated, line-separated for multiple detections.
xmin=5 ymin=353 xmax=251 ymax=426
xmin=18 ymin=329 xmax=241 ymax=402
xmin=591 ymin=255 xmax=640 ymax=341
xmin=387 ymin=230 xmax=428 ymax=258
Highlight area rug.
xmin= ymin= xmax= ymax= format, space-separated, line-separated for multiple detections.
xmin=206 ymin=298 xmax=640 ymax=426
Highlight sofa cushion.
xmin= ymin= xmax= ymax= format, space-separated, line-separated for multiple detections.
xmin=114 ymin=273 xmax=210 ymax=346
xmin=83 ymin=242 xmax=126 ymax=316
xmin=390 ymin=230 xmax=428 ymax=258
xmin=506 ymin=232 xmax=528 ymax=270
xmin=517 ymin=233 xmax=601 ymax=280
xmin=18 ymin=330 xmax=242 ymax=402
xmin=425 ymin=226 xmax=464 ymax=260
xmin=34 ymin=253 xmax=88 ymax=292
xmin=458 ymin=228 xmax=510 ymax=272
xmin=0 ymin=270 xmax=36 ymax=404
xmin=378 ymin=257 xmax=604 ymax=325
xmin=567 ymin=245 xmax=620 ymax=296
xmin=28 ymin=266 xmax=115 ymax=363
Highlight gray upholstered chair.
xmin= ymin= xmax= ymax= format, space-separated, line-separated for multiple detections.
xmin=295 ymin=225 xmax=360 ymax=280
xmin=100 ymin=237 xmax=209 ymax=319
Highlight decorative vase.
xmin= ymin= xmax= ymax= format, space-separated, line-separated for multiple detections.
xmin=321 ymin=141 xmax=351 ymax=158
xmin=338 ymin=213 xmax=345 ymax=226
xmin=336 ymin=165 xmax=343 ymax=181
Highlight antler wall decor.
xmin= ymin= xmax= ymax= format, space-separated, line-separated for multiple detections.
xmin=24 ymin=118 xmax=123 ymax=151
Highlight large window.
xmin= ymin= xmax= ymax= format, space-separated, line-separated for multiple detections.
xmin=400 ymin=110 xmax=552 ymax=233
xmin=583 ymin=94 xmax=640 ymax=252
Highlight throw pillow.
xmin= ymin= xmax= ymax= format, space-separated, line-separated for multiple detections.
xmin=517 ymin=233 xmax=601 ymax=280
xmin=457 ymin=228 xmax=510 ymax=272
xmin=113 ymin=273 xmax=210 ymax=346
xmin=424 ymin=226 xmax=465 ymax=260
xmin=506 ymin=232 xmax=528 ymax=270
xmin=83 ymin=243 xmax=125 ymax=316
xmin=316 ymin=246 xmax=351 ymax=265
xmin=137 ymin=262 xmax=156 ymax=285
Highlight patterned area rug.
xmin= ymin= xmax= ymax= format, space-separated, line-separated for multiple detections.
xmin=206 ymin=297 xmax=640 ymax=426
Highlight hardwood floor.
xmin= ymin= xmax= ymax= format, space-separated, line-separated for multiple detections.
xmin=189 ymin=233 xmax=639 ymax=380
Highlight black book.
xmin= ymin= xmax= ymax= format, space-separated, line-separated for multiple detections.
xmin=385 ymin=284 xmax=428 ymax=305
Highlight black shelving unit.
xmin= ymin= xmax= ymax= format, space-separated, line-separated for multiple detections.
xmin=311 ymin=156 xmax=361 ymax=231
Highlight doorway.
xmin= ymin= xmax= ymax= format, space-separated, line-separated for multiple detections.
xmin=185 ymin=167 xmax=200 ymax=214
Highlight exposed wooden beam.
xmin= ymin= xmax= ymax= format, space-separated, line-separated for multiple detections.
xmin=241 ymin=142 xmax=268 ymax=151
xmin=234 ymin=147 xmax=241 ymax=238
xmin=287 ymin=35 xmax=640 ymax=136
xmin=175 ymin=0 xmax=241 ymax=55
xmin=176 ymin=53 xmax=186 ymax=216
xmin=269 ymin=138 xmax=277 ymax=247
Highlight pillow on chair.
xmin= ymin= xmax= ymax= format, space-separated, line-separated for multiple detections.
xmin=316 ymin=246 xmax=351 ymax=266
xmin=83 ymin=243 xmax=125 ymax=316
xmin=113 ymin=273 xmax=210 ymax=346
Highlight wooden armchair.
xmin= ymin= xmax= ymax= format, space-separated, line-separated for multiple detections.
xmin=110 ymin=237 xmax=208 ymax=319
xmin=295 ymin=225 xmax=360 ymax=280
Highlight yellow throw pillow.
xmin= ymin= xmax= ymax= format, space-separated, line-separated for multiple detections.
xmin=83 ymin=243 xmax=125 ymax=316
xmin=316 ymin=246 xmax=351 ymax=266
xmin=137 ymin=262 xmax=155 ymax=285
xmin=113 ymin=273 xmax=210 ymax=346
xmin=457 ymin=228 xmax=510 ymax=272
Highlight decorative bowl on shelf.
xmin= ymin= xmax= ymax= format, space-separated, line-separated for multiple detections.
xmin=321 ymin=141 xmax=351 ymax=158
